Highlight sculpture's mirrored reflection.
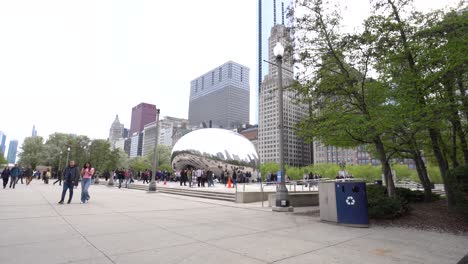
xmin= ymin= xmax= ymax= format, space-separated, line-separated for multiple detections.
xmin=171 ymin=128 xmax=259 ymax=174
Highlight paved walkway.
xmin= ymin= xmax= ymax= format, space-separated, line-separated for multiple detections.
xmin=0 ymin=180 xmax=466 ymax=264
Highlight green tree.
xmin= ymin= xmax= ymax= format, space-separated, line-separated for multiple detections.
xmin=145 ymin=145 xmax=172 ymax=168
xmin=292 ymin=0 xmax=398 ymax=197
xmin=128 ymin=156 xmax=151 ymax=172
xmin=43 ymin=133 xmax=70 ymax=172
xmin=88 ymin=139 xmax=113 ymax=173
xmin=0 ymin=155 xmax=7 ymax=166
xmin=367 ymin=0 xmax=467 ymax=205
xmin=18 ymin=136 xmax=45 ymax=168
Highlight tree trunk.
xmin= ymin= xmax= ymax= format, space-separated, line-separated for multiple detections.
xmin=446 ymin=77 xmax=467 ymax=166
xmin=374 ymin=137 xmax=396 ymax=197
xmin=451 ymin=123 xmax=459 ymax=168
xmin=428 ymin=128 xmax=455 ymax=207
xmin=412 ymin=150 xmax=432 ymax=202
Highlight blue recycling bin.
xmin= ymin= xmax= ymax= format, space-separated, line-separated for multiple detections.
xmin=335 ymin=181 xmax=369 ymax=227
xmin=319 ymin=181 xmax=369 ymax=227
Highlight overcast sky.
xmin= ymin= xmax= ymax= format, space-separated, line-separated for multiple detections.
xmin=0 ymin=0 xmax=459 ymax=154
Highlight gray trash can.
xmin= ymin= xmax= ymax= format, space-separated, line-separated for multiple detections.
xmin=319 ymin=181 xmax=369 ymax=227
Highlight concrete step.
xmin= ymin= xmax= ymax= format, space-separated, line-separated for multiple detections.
xmin=99 ymin=181 xmax=235 ymax=202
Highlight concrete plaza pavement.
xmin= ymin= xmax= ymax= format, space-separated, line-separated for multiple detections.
xmin=0 ymin=180 xmax=466 ymax=264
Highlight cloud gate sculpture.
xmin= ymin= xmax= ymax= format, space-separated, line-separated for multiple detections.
xmin=171 ymin=128 xmax=259 ymax=174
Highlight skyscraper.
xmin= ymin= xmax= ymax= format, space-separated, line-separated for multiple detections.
xmin=158 ymin=117 xmax=189 ymax=147
xmin=32 ymin=125 xmax=37 ymax=137
xmin=129 ymin=103 xmax=157 ymax=157
xmin=258 ymin=24 xmax=311 ymax=167
xmin=109 ymin=115 xmax=124 ymax=148
xmin=257 ymin=0 xmax=290 ymax=123
xmin=7 ymin=140 xmax=18 ymax=164
xmin=129 ymin=132 xmax=143 ymax=158
xmin=129 ymin=103 xmax=157 ymax=136
xmin=0 ymin=131 xmax=6 ymax=156
xmin=188 ymin=61 xmax=250 ymax=129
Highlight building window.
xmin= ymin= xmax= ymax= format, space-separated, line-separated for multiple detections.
xmin=219 ymin=67 xmax=222 ymax=82
xmin=240 ymin=67 xmax=243 ymax=82
xmin=195 ymin=80 xmax=198 ymax=92
xmin=211 ymin=71 xmax=215 ymax=85
xmin=201 ymin=76 xmax=204 ymax=90
xmin=228 ymin=63 xmax=232 ymax=78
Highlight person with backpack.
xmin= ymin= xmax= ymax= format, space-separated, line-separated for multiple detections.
xmin=58 ymin=160 xmax=80 ymax=204
xmin=9 ymin=164 xmax=21 ymax=189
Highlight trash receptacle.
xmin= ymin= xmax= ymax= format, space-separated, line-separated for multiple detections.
xmin=319 ymin=181 xmax=369 ymax=227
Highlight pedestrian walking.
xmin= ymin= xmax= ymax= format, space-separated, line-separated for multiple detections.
xmin=118 ymin=168 xmax=125 ymax=188
xmin=53 ymin=170 xmax=62 ymax=185
xmin=1 ymin=167 xmax=10 ymax=188
xmin=103 ymin=170 xmax=110 ymax=181
xmin=187 ymin=168 xmax=192 ymax=187
xmin=44 ymin=168 xmax=51 ymax=184
xmin=9 ymin=164 xmax=20 ymax=189
xmin=196 ymin=168 xmax=202 ymax=187
xmin=24 ymin=166 xmax=33 ymax=185
xmin=58 ymin=160 xmax=80 ymax=204
xmin=16 ymin=168 xmax=24 ymax=184
xmin=125 ymin=169 xmax=132 ymax=188
xmin=80 ymin=162 xmax=94 ymax=204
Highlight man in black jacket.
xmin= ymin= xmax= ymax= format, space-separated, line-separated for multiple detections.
xmin=58 ymin=160 xmax=80 ymax=204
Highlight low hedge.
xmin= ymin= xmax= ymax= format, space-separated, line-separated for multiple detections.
xmin=395 ymin=187 xmax=440 ymax=203
xmin=447 ymin=165 xmax=468 ymax=213
xmin=367 ymin=185 xmax=411 ymax=219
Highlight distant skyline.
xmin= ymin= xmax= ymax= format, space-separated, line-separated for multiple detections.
xmin=0 ymin=0 xmax=458 ymax=154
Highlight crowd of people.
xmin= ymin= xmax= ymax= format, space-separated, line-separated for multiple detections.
xmin=1 ymin=162 xmax=269 ymax=205
xmin=1 ymin=164 xmax=53 ymax=188
xmin=1 ymin=161 xmax=95 ymax=205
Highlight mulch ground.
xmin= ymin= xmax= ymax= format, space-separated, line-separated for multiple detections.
xmin=294 ymin=200 xmax=468 ymax=235
xmin=371 ymin=200 xmax=468 ymax=235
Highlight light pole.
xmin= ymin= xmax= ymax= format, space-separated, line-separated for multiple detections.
xmin=66 ymin=147 xmax=71 ymax=167
xmin=58 ymin=151 xmax=63 ymax=179
xmin=149 ymin=109 xmax=161 ymax=192
xmin=272 ymin=42 xmax=292 ymax=212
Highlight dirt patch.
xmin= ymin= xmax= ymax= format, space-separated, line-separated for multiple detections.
xmin=371 ymin=200 xmax=468 ymax=235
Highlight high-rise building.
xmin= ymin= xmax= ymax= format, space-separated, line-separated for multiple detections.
xmin=257 ymin=0 xmax=290 ymax=124
xmin=129 ymin=103 xmax=157 ymax=136
xmin=240 ymin=126 xmax=259 ymax=151
xmin=188 ymin=61 xmax=250 ymax=129
xmin=129 ymin=132 xmax=143 ymax=158
xmin=171 ymin=127 xmax=193 ymax=148
xmin=0 ymin=131 xmax=6 ymax=156
xmin=115 ymin=137 xmax=131 ymax=156
xmin=32 ymin=125 xmax=37 ymax=137
xmin=159 ymin=117 xmax=188 ymax=147
xmin=313 ymin=143 xmax=359 ymax=165
xmin=142 ymin=121 xmax=156 ymax=157
xmin=7 ymin=140 xmax=18 ymax=164
xmin=128 ymin=103 xmax=157 ymax=157
xmin=122 ymin=128 xmax=129 ymax=138
xmin=109 ymin=115 xmax=124 ymax=148
xmin=258 ymin=24 xmax=311 ymax=167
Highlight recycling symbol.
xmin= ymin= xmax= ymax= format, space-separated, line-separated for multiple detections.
xmin=346 ymin=196 xmax=356 ymax=205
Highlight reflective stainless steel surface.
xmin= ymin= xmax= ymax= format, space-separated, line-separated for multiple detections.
xmin=171 ymin=128 xmax=259 ymax=174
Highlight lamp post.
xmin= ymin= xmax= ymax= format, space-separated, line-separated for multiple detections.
xmin=58 ymin=151 xmax=63 ymax=179
xmin=149 ymin=109 xmax=161 ymax=192
xmin=66 ymin=147 xmax=71 ymax=167
xmin=272 ymin=42 xmax=292 ymax=212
